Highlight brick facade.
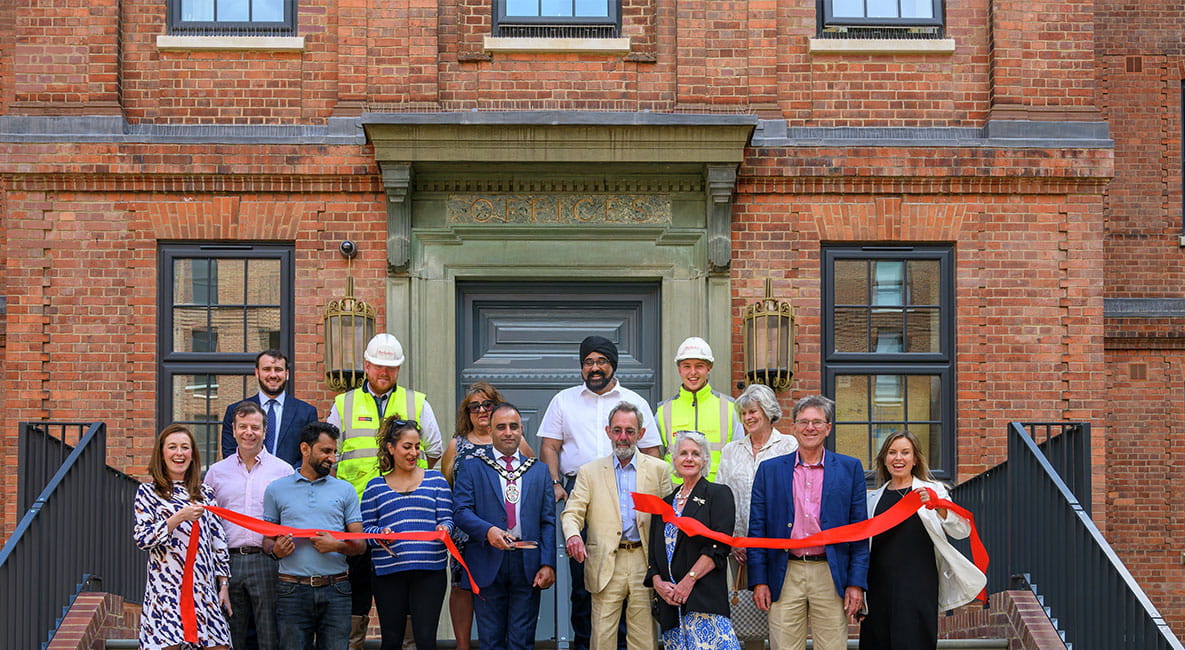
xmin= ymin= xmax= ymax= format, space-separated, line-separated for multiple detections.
xmin=0 ymin=0 xmax=1179 ymax=639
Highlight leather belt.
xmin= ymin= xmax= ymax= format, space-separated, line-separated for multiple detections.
xmin=790 ymin=553 xmax=827 ymax=562
xmin=278 ymin=573 xmax=349 ymax=587
xmin=618 ymin=541 xmax=643 ymax=550
xmin=229 ymin=546 xmax=263 ymax=555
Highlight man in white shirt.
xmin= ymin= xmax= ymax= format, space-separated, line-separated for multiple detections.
xmin=205 ymin=401 xmax=296 ymax=650
xmin=538 ymin=336 xmax=661 ymax=650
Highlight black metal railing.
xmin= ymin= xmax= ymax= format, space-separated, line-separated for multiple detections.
xmin=0 ymin=422 xmax=144 ymax=650
xmin=952 ymin=422 xmax=1182 ymax=650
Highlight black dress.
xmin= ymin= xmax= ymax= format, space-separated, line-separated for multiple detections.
xmin=858 ymin=487 xmax=939 ymax=650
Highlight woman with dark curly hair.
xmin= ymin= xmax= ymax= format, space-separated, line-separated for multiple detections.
xmin=361 ymin=417 xmax=454 ymax=650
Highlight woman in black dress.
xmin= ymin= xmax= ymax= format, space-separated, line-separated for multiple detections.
xmin=859 ymin=431 xmax=986 ymax=650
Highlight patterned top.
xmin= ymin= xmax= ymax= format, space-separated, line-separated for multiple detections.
xmin=133 ymin=482 xmax=232 ymax=650
xmin=716 ymin=431 xmax=798 ymax=538
xmin=662 ymin=500 xmax=740 ymax=650
xmin=361 ymin=470 xmax=455 ymax=575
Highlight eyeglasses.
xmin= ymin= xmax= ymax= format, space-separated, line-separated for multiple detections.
xmin=467 ymin=400 xmax=496 ymax=413
xmin=609 ymin=427 xmax=638 ymax=437
xmin=794 ymin=419 xmax=830 ymax=429
xmin=581 ymin=357 xmax=612 ymax=368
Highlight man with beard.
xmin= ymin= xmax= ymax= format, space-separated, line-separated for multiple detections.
xmin=263 ymin=422 xmax=366 ymax=650
xmin=453 ymin=403 xmax=556 ymax=650
xmin=561 ymin=402 xmax=672 ymax=650
xmin=538 ymin=336 xmax=661 ymax=650
xmin=221 ymin=349 xmax=319 ymax=467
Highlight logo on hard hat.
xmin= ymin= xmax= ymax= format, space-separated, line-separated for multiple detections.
xmin=364 ymin=333 xmax=405 ymax=367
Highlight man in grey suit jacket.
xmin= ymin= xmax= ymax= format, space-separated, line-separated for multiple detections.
xmin=221 ymin=349 xmax=319 ymax=467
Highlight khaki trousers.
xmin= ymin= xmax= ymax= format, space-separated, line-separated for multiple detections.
xmin=767 ymin=557 xmax=848 ymax=650
xmin=589 ymin=545 xmax=655 ymax=650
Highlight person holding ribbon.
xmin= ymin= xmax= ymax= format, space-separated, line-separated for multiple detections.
xmin=362 ymin=417 xmax=454 ymax=650
xmin=133 ymin=423 xmax=232 ymax=650
xmin=441 ymin=381 xmax=530 ymax=650
xmin=859 ymin=430 xmax=986 ymax=650
xmin=644 ymin=430 xmax=740 ymax=650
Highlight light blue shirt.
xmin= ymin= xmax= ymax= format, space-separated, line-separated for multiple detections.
xmin=614 ymin=454 xmax=640 ymax=542
xmin=263 ymin=472 xmax=362 ymax=577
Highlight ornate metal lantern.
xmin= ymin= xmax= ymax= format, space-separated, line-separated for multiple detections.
xmin=323 ymin=241 xmax=375 ymax=391
xmin=741 ymin=278 xmax=795 ymax=391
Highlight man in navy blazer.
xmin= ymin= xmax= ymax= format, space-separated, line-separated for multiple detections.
xmin=748 ymin=394 xmax=868 ymax=650
xmin=454 ymin=402 xmax=556 ymax=650
xmin=221 ymin=350 xmax=319 ymax=467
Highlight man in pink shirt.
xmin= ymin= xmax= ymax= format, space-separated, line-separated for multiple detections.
xmin=746 ymin=395 xmax=869 ymax=650
xmin=206 ymin=400 xmax=296 ymax=650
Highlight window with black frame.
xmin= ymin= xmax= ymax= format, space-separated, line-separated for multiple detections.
xmin=158 ymin=244 xmax=293 ymax=468
xmin=822 ymin=246 xmax=955 ymax=480
xmin=168 ymin=0 xmax=296 ymax=35
xmin=819 ymin=0 xmax=943 ymax=37
xmin=494 ymin=0 xmax=620 ymax=37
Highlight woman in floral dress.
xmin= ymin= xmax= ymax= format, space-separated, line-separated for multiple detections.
xmin=133 ymin=424 xmax=232 ymax=650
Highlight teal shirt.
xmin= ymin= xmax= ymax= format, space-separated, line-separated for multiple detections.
xmin=263 ymin=472 xmax=362 ymax=577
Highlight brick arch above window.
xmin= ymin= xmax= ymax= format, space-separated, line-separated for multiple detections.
xmin=146 ymin=197 xmax=322 ymax=240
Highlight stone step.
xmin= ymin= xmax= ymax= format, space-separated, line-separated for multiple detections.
xmin=105 ymin=639 xmax=1010 ymax=649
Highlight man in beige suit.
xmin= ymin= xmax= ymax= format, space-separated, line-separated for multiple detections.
xmin=562 ymin=402 xmax=674 ymax=650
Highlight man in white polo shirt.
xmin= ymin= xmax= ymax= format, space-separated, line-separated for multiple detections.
xmin=538 ymin=335 xmax=661 ymax=650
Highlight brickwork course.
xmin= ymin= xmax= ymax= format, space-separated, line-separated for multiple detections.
xmin=0 ymin=0 xmax=1179 ymax=639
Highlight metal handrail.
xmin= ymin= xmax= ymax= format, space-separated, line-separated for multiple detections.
xmin=0 ymin=422 xmax=144 ymax=650
xmin=952 ymin=422 xmax=1182 ymax=649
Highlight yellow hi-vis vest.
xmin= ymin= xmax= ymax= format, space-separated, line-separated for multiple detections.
xmin=335 ymin=385 xmax=427 ymax=500
xmin=656 ymin=383 xmax=737 ymax=481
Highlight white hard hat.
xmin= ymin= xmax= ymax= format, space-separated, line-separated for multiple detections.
xmin=674 ymin=337 xmax=714 ymax=363
xmin=364 ymin=333 xmax=405 ymax=367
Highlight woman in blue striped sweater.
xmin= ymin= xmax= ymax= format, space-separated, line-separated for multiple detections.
xmin=362 ymin=417 xmax=455 ymax=650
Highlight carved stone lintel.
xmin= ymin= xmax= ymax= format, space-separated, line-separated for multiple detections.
xmin=381 ymin=163 xmax=414 ymax=272
xmin=705 ymin=164 xmax=738 ymax=272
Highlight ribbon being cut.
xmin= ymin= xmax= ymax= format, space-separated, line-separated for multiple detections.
xmin=631 ymin=487 xmax=989 ymax=603
xmin=178 ymin=505 xmax=478 ymax=644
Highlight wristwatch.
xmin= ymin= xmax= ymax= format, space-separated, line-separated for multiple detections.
xmin=552 ymin=479 xmax=563 ymax=486
xmin=687 ymin=570 xmax=698 ymax=581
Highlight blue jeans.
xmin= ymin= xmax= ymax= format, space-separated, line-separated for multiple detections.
xmin=275 ymin=578 xmax=353 ymax=650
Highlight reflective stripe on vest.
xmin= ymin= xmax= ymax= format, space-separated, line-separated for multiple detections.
xmin=657 ymin=389 xmax=733 ymax=481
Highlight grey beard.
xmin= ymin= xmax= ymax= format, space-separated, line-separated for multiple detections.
xmin=614 ymin=445 xmax=637 ymax=461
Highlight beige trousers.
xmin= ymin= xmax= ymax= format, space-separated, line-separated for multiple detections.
xmin=589 ymin=545 xmax=655 ymax=650
xmin=767 ymin=558 xmax=848 ymax=650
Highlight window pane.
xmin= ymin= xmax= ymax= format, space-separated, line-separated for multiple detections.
xmin=173 ymin=308 xmax=210 ymax=351
xmin=540 ymin=0 xmax=573 ymax=17
xmin=907 ymin=375 xmax=940 ymax=420
xmin=215 ymin=259 xmax=246 ymax=305
xmin=905 ymin=308 xmax=940 ymax=353
xmin=247 ymin=307 xmax=283 ymax=351
xmin=835 ymin=375 xmax=869 ymax=421
xmin=872 ymin=325 xmax=903 ymax=354
xmin=252 ymin=0 xmax=285 ymax=21
xmin=910 ymin=423 xmax=939 ymax=470
xmin=872 ymin=375 xmax=904 ymax=419
xmin=834 ymin=423 xmax=871 ymax=466
xmin=834 ymin=307 xmax=869 ymax=352
xmin=907 ymin=259 xmax=940 ymax=305
xmin=866 ymin=0 xmax=899 ymax=18
xmin=834 ymin=259 xmax=867 ymax=305
xmin=171 ymin=373 xmax=249 ymax=424
xmin=901 ymin=0 xmax=934 ymax=18
xmin=872 ymin=260 xmax=904 ymax=306
xmin=181 ymin=0 xmax=215 ymax=21
xmin=506 ymin=0 xmax=538 ymax=16
xmin=831 ymin=0 xmax=864 ymax=18
xmin=250 ymin=258 xmax=282 ymax=305
xmin=575 ymin=0 xmax=609 ymax=17
xmin=217 ymin=0 xmax=250 ymax=21
xmin=211 ymin=307 xmax=246 ymax=353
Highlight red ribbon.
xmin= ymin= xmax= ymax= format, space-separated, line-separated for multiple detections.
xmin=179 ymin=506 xmax=481 ymax=639
xmin=180 ymin=519 xmax=200 ymax=643
xmin=632 ymin=487 xmax=989 ymax=603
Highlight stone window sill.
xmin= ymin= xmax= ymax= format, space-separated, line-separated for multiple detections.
xmin=483 ymin=36 xmax=631 ymax=55
xmin=808 ymin=37 xmax=955 ymax=55
xmin=156 ymin=35 xmax=306 ymax=52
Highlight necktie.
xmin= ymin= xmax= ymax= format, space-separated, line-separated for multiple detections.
xmin=265 ymin=399 xmax=277 ymax=453
xmin=502 ymin=455 xmax=517 ymax=531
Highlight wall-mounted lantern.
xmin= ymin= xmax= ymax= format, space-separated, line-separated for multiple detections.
xmin=742 ymin=278 xmax=795 ymax=391
xmin=323 ymin=240 xmax=375 ymax=391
